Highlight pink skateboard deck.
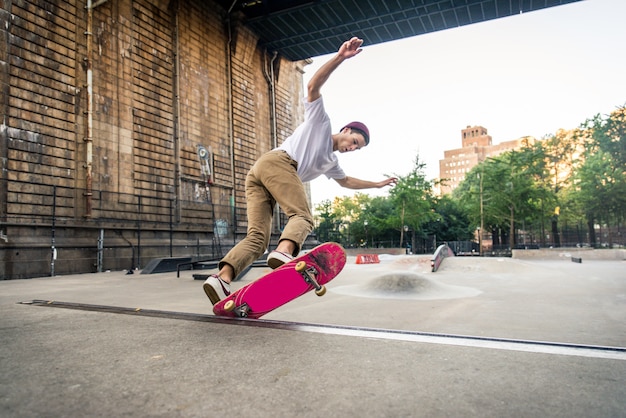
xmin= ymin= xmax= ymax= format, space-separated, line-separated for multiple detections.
xmin=213 ymin=242 xmax=346 ymax=318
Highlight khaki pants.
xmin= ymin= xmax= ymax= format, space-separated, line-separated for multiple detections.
xmin=219 ymin=151 xmax=314 ymax=278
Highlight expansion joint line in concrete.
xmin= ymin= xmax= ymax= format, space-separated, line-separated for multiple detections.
xmin=20 ymin=300 xmax=626 ymax=361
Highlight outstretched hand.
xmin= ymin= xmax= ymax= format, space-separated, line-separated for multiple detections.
xmin=338 ymin=37 xmax=364 ymax=60
xmin=378 ymin=177 xmax=398 ymax=188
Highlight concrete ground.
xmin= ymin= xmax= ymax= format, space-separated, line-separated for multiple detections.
xmin=1 ymin=254 xmax=625 ymax=417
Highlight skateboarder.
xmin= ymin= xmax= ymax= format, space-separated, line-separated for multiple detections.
xmin=204 ymin=37 xmax=397 ymax=305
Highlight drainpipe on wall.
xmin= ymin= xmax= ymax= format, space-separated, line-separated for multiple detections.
xmin=263 ymin=50 xmax=281 ymax=233
xmin=84 ymin=0 xmax=94 ymax=218
xmin=84 ymin=0 xmax=108 ymax=218
xmin=172 ymin=1 xmax=182 ymax=223
xmin=263 ymin=50 xmax=278 ymax=149
xmin=226 ymin=1 xmax=237 ymax=232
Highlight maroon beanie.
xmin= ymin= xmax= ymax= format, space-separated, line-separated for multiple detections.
xmin=342 ymin=121 xmax=370 ymax=145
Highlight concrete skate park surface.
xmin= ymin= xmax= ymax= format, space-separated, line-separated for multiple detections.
xmin=1 ymin=253 xmax=625 ymax=417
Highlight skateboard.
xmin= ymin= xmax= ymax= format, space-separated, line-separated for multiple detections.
xmin=213 ymin=242 xmax=346 ymax=318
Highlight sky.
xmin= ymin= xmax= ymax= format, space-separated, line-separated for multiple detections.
xmin=301 ymin=0 xmax=626 ymax=207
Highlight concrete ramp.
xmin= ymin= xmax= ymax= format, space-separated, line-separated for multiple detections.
xmin=141 ymin=257 xmax=192 ymax=274
xmin=332 ymin=271 xmax=481 ymax=301
xmin=434 ymin=256 xmax=548 ymax=277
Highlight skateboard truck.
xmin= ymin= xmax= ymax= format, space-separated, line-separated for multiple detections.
xmin=295 ymin=261 xmax=326 ymax=296
xmin=224 ymin=301 xmax=250 ymax=317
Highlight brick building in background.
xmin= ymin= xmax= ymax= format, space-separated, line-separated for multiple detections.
xmin=438 ymin=126 xmax=536 ymax=195
xmin=0 ymin=0 xmax=309 ymax=279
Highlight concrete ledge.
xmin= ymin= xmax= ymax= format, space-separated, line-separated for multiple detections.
xmin=346 ymin=248 xmax=407 ymax=256
xmin=512 ymin=248 xmax=625 ymax=261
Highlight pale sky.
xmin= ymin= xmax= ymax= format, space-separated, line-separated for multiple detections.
xmin=302 ymin=0 xmax=626 ymax=207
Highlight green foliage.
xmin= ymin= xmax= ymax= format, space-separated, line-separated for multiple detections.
xmin=313 ymin=104 xmax=626 ymax=250
xmin=564 ymin=106 xmax=626 ymax=245
xmin=425 ymin=195 xmax=474 ymax=241
xmin=314 ymin=199 xmax=340 ymax=243
xmin=387 ymin=155 xmax=435 ymax=233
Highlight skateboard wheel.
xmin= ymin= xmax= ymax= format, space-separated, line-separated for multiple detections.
xmin=295 ymin=261 xmax=307 ymax=272
xmin=224 ymin=300 xmax=235 ymax=312
xmin=315 ymin=285 xmax=326 ymax=296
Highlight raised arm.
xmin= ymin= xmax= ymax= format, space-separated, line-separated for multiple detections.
xmin=307 ymin=37 xmax=363 ymax=102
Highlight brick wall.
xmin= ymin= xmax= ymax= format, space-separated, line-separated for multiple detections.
xmin=0 ymin=0 xmax=307 ymax=279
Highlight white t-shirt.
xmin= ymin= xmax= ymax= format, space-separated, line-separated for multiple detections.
xmin=277 ymin=96 xmax=346 ymax=183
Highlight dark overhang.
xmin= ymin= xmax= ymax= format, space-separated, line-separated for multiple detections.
xmin=219 ymin=0 xmax=583 ymax=61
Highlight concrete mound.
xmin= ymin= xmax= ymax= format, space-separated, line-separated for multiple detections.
xmin=332 ymin=271 xmax=481 ymax=301
xmin=367 ymin=273 xmax=435 ymax=293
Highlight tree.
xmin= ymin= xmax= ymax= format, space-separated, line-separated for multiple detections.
xmin=314 ymin=194 xmax=374 ymax=247
xmin=388 ymin=154 xmax=436 ymax=248
xmin=344 ymin=196 xmax=396 ymax=247
xmin=456 ymin=150 xmax=546 ymax=249
xmin=569 ymin=105 xmax=626 ymax=246
xmin=313 ymin=199 xmax=341 ymax=243
xmin=425 ymin=195 xmax=474 ymax=242
xmin=333 ymin=193 xmax=371 ymax=247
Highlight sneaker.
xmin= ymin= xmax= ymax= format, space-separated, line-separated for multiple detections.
xmin=267 ymin=250 xmax=294 ymax=269
xmin=203 ymin=275 xmax=231 ymax=305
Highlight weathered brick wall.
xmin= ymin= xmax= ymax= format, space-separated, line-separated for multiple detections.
xmin=2 ymin=0 xmax=79 ymax=220
xmin=0 ymin=0 xmax=307 ymax=279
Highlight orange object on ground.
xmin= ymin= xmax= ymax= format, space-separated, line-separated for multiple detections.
xmin=355 ymin=254 xmax=380 ymax=264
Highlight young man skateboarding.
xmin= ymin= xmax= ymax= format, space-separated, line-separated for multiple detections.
xmin=204 ymin=37 xmax=397 ymax=305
